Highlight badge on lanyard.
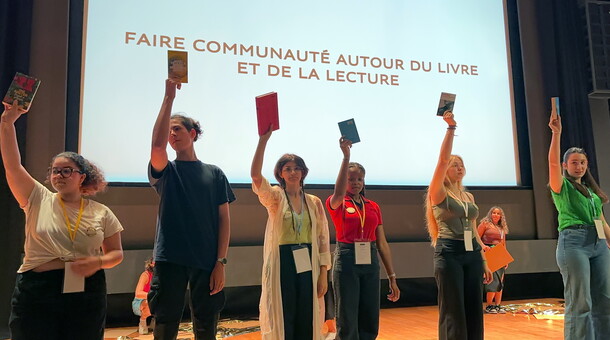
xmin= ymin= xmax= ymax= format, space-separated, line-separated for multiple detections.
xmin=355 ymin=241 xmax=372 ymax=264
xmin=464 ymin=230 xmax=474 ymax=251
xmin=292 ymin=245 xmax=312 ymax=273
xmin=594 ymin=219 xmax=606 ymax=240
xmin=63 ymin=262 xmax=85 ymax=293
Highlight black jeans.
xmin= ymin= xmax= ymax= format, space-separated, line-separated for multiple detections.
xmin=279 ymin=244 xmax=313 ymax=340
xmin=434 ymin=238 xmax=484 ymax=340
xmin=148 ymin=261 xmax=225 ymax=340
xmin=9 ymin=269 xmax=107 ymax=340
xmin=333 ymin=242 xmax=380 ymax=340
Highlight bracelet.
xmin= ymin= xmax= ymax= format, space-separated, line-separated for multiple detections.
xmin=447 ymin=125 xmax=457 ymax=130
xmin=98 ymin=256 xmax=103 ymax=269
xmin=388 ymin=273 xmax=397 ymax=279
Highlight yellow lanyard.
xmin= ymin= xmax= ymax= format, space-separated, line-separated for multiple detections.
xmin=58 ymin=196 xmax=85 ymax=242
xmin=350 ymin=197 xmax=366 ymax=239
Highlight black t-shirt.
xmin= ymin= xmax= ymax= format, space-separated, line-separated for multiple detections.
xmin=149 ymin=160 xmax=236 ymax=271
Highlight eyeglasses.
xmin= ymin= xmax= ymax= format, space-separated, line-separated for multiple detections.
xmin=48 ymin=167 xmax=83 ymax=178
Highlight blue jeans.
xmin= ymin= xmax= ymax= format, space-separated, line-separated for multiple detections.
xmin=556 ymin=226 xmax=610 ymax=340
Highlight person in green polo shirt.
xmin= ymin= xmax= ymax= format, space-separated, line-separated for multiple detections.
xmin=548 ymin=105 xmax=610 ymax=340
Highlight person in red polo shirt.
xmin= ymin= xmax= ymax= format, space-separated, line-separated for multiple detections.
xmin=326 ymin=137 xmax=400 ymax=340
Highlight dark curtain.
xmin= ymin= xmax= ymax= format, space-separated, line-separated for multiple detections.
xmin=0 ymin=1 xmax=34 ymax=337
xmin=548 ymin=0 xmax=600 ymax=176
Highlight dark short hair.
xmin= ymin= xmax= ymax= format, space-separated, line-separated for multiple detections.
xmin=273 ymin=154 xmax=309 ymax=188
xmin=171 ymin=114 xmax=203 ymax=141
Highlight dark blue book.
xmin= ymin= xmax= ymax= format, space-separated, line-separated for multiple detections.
xmin=437 ymin=92 xmax=456 ymax=116
xmin=338 ymin=118 xmax=360 ymax=143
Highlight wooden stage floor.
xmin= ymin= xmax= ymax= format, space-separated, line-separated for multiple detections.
xmin=103 ymin=298 xmax=565 ymax=340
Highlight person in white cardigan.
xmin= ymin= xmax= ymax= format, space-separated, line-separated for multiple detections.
xmin=251 ymin=126 xmax=331 ymax=340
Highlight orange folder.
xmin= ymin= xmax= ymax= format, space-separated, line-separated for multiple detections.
xmin=485 ymin=243 xmax=514 ymax=272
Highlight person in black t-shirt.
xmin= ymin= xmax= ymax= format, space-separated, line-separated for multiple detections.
xmin=147 ymin=79 xmax=235 ymax=340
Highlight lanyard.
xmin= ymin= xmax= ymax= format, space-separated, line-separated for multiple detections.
xmin=586 ymin=187 xmax=598 ymax=218
xmin=447 ymin=190 xmax=469 ymax=219
xmin=350 ymin=197 xmax=366 ymax=239
xmin=284 ymin=189 xmax=306 ymax=236
xmin=58 ymin=196 xmax=85 ymax=242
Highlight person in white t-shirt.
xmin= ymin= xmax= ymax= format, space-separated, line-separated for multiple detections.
xmin=1 ymin=100 xmax=124 ymax=340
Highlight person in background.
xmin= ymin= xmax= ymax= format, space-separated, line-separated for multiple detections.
xmin=477 ymin=206 xmax=510 ymax=314
xmin=133 ymin=258 xmax=155 ymax=334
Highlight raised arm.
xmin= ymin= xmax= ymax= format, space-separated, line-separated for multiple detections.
xmin=429 ymin=111 xmax=457 ymax=205
xmin=150 ymin=79 xmax=180 ymax=172
xmin=251 ymin=125 xmax=272 ymax=189
xmin=328 ymin=137 xmax=352 ymax=209
xmin=0 ymin=101 xmax=35 ymax=207
xmin=548 ymin=107 xmax=563 ymax=194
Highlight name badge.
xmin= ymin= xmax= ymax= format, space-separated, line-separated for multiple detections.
xmin=594 ymin=219 xmax=606 ymax=240
xmin=463 ymin=230 xmax=474 ymax=251
xmin=355 ymin=241 xmax=372 ymax=265
xmin=63 ymin=262 xmax=85 ymax=293
xmin=292 ymin=246 xmax=312 ymax=274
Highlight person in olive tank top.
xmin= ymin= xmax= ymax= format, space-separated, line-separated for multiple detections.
xmin=425 ymin=111 xmax=492 ymax=340
xmin=548 ymin=105 xmax=610 ymax=340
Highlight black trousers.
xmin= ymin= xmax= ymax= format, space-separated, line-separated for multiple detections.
xmin=148 ymin=261 xmax=225 ymax=340
xmin=9 ymin=269 xmax=107 ymax=340
xmin=333 ymin=242 xmax=380 ymax=340
xmin=279 ymin=244 xmax=313 ymax=340
xmin=434 ymin=238 xmax=484 ymax=340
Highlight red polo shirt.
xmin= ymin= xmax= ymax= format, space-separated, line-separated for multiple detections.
xmin=326 ymin=195 xmax=383 ymax=243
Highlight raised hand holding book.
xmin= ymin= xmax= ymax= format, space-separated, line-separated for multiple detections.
xmin=2 ymin=72 xmax=41 ymax=111
xmin=168 ymin=50 xmax=188 ymax=83
xmin=437 ymin=92 xmax=456 ymax=116
xmin=338 ymin=118 xmax=360 ymax=143
xmin=255 ymin=92 xmax=279 ymax=136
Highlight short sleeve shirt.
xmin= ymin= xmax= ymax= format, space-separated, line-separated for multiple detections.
xmin=149 ymin=160 xmax=235 ymax=271
xmin=326 ymin=195 xmax=382 ymax=243
xmin=551 ymin=177 xmax=602 ymax=231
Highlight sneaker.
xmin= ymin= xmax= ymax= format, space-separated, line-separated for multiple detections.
xmin=139 ymin=320 xmax=149 ymax=334
xmin=496 ymin=305 xmax=506 ymax=314
xmin=325 ymin=332 xmax=337 ymax=340
xmin=485 ymin=305 xmax=497 ymax=314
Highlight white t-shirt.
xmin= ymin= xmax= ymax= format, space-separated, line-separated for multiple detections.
xmin=18 ymin=181 xmax=123 ymax=273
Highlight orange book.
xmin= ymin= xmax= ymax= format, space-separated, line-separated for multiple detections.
xmin=485 ymin=243 xmax=514 ymax=272
xmin=168 ymin=50 xmax=188 ymax=83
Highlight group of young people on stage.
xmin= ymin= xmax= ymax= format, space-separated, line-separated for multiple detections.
xmin=2 ymin=77 xmax=609 ymax=340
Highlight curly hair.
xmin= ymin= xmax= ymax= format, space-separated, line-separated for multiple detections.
xmin=479 ymin=206 xmax=509 ymax=234
xmin=48 ymin=152 xmax=107 ymax=196
xmin=171 ymin=114 xmax=203 ymax=141
xmin=273 ymin=154 xmax=309 ymax=188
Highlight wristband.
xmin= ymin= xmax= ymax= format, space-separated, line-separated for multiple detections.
xmin=447 ymin=125 xmax=457 ymax=130
xmin=388 ymin=273 xmax=397 ymax=279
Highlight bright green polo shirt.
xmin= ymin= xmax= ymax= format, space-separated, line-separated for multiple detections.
xmin=551 ymin=177 xmax=602 ymax=231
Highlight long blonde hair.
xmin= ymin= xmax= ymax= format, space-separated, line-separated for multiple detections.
xmin=425 ymin=155 xmax=465 ymax=246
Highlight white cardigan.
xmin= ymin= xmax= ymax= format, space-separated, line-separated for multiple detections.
xmin=253 ymin=177 xmax=331 ymax=340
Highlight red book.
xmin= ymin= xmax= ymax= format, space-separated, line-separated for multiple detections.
xmin=255 ymin=92 xmax=279 ymax=136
